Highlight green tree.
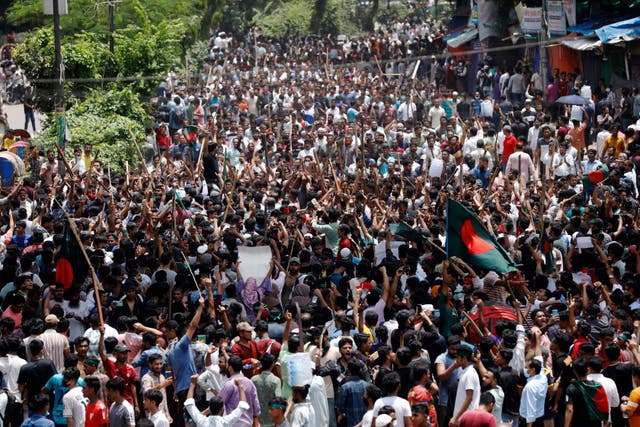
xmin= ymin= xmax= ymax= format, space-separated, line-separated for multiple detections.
xmin=35 ymin=87 xmax=148 ymax=172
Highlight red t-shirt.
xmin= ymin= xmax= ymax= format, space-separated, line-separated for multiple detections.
xmin=85 ymin=400 xmax=109 ymax=427
xmin=231 ymin=340 xmax=259 ymax=378
xmin=502 ymin=135 xmax=517 ymax=164
xmin=104 ymin=359 xmax=137 ymax=404
xmin=458 ymin=409 xmax=497 ymax=427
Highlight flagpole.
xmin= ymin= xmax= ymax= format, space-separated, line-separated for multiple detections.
xmin=54 ymin=200 xmax=105 ymax=326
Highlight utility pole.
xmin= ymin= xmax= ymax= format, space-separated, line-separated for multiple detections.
xmin=108 ymin=0 xmax=115 ymax=53
xmin=53 ymin=0 xmax=64 ymax=110
xmin=540 ymin=1 xmax=548 ymax=102
xmin=52 ymin=0 xmax=66 ymax=178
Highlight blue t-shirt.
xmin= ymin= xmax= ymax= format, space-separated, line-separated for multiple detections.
xmin=167 ymin=334 xmax=196 ymax=393
xmin=44 ymin=374 xmax=85 ymax=425
xmin=21 ymin=414 xmax=55 ymax=427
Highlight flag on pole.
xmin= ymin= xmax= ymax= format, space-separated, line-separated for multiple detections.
xmin=446 ymin=199 xmax=517 ymax=273
xmin=55 ymin=220 xmax=89 ymax=290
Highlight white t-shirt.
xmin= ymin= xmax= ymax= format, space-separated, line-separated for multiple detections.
xmin=63 ymin=386 xmax=87 ymax=427
xmin=453 ymin=365 xmax=480 ymax=417
xmin=373 ymin=396 xmax=412 ymax=427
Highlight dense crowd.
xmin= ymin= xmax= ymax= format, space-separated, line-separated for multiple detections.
xmin=1 ymin=11 xmax=640 ymax=427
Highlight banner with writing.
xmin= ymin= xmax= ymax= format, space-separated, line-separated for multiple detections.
xmin=521 ymin=7 xmax=543 ymax=34
xmin=546 ymin=0 xmax=566 ymax=36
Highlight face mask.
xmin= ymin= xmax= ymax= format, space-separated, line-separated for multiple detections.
xmin=304 ymin=161 xmax=310 ymax=168
xmin=523 ymin=367 xmax=530 ymax=379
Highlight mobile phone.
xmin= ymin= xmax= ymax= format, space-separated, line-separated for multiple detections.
xmin=551 ymin=309 xmax=559 ymax=317
xmin=421 ymin=304 xmax=434 ymax=313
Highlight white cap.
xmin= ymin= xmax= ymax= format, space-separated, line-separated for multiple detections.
xmin=375 ymin=415 xmax=393 ymax=427
xmin=340 ymin=248 xmax=352 ymax=259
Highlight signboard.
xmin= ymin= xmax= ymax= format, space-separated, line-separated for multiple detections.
xmin=563 ymin=0 xmax=576 ymax=27
xmin=43 ymin=0 xmax=68 ymax=15
xmin=521 ymin=7 xmax=543 ymax=34
xmin=546 ymin=0 xmax=566 ymax=36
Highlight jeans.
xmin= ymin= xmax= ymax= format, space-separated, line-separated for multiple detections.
xmin=25 ymin=110 xmax=36 ymax=132
xmin=503 ymin=413 xmax=520 ymax=427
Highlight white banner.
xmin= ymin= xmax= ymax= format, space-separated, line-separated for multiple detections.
xmin=237 ymin=246 xmax=272 ymax=284
xmin=287 ymin=353 xmax=314 ymax=387
xmin=521 ymin=7 xmax=543 ymax=34
xmin=546 ymin=0 xmax=566 ymax=36
xmin=375 ymin=241 xmax=405 ymax=265
xmin=562 ymin=0 xmax=576 ymax=27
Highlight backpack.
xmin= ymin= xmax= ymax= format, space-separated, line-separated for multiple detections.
xmin=575 ymin=380 xmax=609 ymax=422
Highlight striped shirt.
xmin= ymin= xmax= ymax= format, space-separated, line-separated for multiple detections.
xmin=38 ymin=329 xmax=70 ymax=372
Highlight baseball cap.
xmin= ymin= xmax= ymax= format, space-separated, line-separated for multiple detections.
xmin=290 ymin=257 xmax=300 ymax=265
xmin=44 ymin=314 xmax=59 ymax=324
xmin=114 ymin=344 xmax=131 ymax=353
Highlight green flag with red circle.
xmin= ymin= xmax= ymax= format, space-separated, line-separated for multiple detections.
xmin=446 ymin=199 xmax=517 ymax=273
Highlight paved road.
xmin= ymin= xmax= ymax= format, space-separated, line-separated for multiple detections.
xmin=2 ymin=102 xmax=47 ymax=136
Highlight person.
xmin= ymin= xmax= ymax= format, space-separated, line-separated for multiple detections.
xmin=62 ymin=368 xmax=86 ymax=427
xmin=519 ymin=357 xmax=547 ymax=427
xmin=565 ymin=358 xmax=609 ymax=427
xmin=267 ymin=397 xmax=290 ymax=427
xmin=140 ymin=354 xmax=172 ymax=424
xmin=184 ymin=374 xmax=249 ymax=427
xmin=372 ymin=372 xmax=412 ymax=427
xmin=98 ymin=330 xmax=138 ymax=415
xmin=337 ymin=359 xmax=369 ymax=427
xmin=218 ymin=356 xmax=260 ymax=427
xmin=18 ymin=339 xmax=57 ymax=410
xmin=142 ymin=390 xmax=169 ymax=427
xmin=106 ymin=377 xmax=135 ymax=427
xmin=450 ymin=346 xmax=480 ymax=427
xmin=250 ymin=353 xmax=281 ymax=427
xmin=290 ymin=385 xmax=315 ymax=427
xmin=38 ymin=314 xmax=70 ymax=373
xmin=166 ymin=295 xmax=204 ymax=422
xmin=458 ymin=392 xmax=497 ymax=427
xmin=21 ymin=393 xmax=55 ymax=427
xmin=83 ymin=376 xmax=108 ymax=427
xmin=43 ymin=355 xmax=85 ymax=427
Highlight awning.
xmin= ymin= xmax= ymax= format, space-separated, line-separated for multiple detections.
xmin=446 ymin=27 xmax=478 ymax=48
xmin=561 ymin=37 xmax=602 ymax=51
xmin=595 ymin=16 xmax=640 ymax=44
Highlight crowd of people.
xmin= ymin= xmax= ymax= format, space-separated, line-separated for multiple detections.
xmin=1 ymin=9 xmax=640 ymax=427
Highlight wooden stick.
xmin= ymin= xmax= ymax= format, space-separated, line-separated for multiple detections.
xmin=55 ymin=199 xmax=104 ymax=326
xmin=181 ymin=252 xmax=201 ymax=293
xmin=53 ymin=142 xmax=77 ymax=180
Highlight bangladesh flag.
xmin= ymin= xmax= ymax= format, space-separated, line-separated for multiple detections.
xmin=574 ymin=381 xmax=609 ymax=422
xmin=582 ymin=164 xmax=609 ymax=191
xmin=55 ymin=221 xmax=89 ymax=290
xmin=538 ymin=227 xmax=555 ymax=273
xmin=446 ymin=199 xmax=517 ymax=273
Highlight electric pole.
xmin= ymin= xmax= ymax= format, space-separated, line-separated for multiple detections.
xmin=53 ymin=0 xmax=64 ymax=110
xmin=540 ymin=2 xmax=548 ymax=102
xmin=108 ymin=0 xmax=115 ymax=53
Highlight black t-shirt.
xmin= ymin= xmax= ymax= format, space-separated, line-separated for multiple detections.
xmin=17 ymin=358 xmax=57 ymax=399
xmin=202 ymin=153 xmax=219 ymax=184
xmin=566 ymin=381 xmax=604 ymax=427
xmin=498 ymin=366 xmax=521 ymax=416
xmin=602 ymin=362 xmax=634 ymax=400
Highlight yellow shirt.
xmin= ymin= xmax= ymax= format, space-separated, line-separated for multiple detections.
xmin=627 ymin=386 xmax=640 ymax=427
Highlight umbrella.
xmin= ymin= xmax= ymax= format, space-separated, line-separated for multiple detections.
xmin=8 ymin=141 xmax=29 ymax=150
xmin=0 ymin=151 xmax=26 ymax=176
xmin=12 ymin=129 xmax=31 ymax=140
xmin=555 ymin=95 xmax=587 ymax=105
